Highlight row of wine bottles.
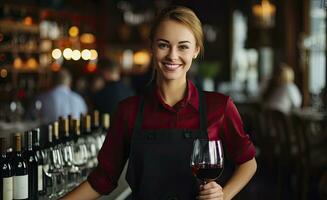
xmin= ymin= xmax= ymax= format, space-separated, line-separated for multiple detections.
xmin=0 ymin=111 xmax=110 ymax=200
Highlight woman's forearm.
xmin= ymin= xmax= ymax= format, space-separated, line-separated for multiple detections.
xmin=60 ymin=180 xmax=101 ymax=200
xmin=223 ymin=158 xmax=257 ymax=200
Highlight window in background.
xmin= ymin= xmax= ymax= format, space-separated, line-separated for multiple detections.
xmin=231 ymin=10 xmax=259 ymax=99
xmin=307 ymin=0 xmax=326 ymax=94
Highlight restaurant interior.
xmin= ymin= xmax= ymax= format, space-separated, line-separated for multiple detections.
xmin=0 ymin=0 xmax=326 ymax=199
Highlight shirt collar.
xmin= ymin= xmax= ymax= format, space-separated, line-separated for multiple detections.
xmin=152 ymin=80 xmax=199 ymax=112
xmin=54 ymin=85 xmax=71 ymax=92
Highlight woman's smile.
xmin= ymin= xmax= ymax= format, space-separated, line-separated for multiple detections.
xmin=162 ymin=61 xmax=182 ymax=71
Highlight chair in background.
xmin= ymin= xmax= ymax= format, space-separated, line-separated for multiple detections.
xmin=292 ymin=114 xmax=327 ymax=200
xmin=262 ymin=109 xmax=301 ymax=200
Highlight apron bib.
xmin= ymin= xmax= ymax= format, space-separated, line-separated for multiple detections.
xmin=126 ymin=88 xmax=208 ymax=200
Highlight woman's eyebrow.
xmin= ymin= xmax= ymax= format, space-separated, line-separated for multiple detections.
xmin=156 ymin=39 xmax=169 ymax=43
xmin=156 ymin=39 xmax=191 ymax=44
xmin=178 ymin=41 xmax=191 ymax=44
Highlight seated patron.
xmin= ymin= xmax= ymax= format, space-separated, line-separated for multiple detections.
xmin=262 ymin=63 xmax=302 ymax=114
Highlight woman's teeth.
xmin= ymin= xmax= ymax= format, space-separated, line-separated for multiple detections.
xmin=164 ymin=63 xmax=180 ymax=70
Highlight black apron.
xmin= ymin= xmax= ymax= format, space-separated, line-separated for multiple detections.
xmin=126 ymin=88 xmax=209 ymax=200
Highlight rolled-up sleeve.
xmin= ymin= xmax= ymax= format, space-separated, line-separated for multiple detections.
xmin=87 ymin=102 xmax=130 ymax=195
xmin=222 ymin=97 xmax=256 ymax=164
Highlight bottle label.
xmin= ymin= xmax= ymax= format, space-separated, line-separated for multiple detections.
xmin=2 ymin=177 xmax=13 ymax=200
xmin=13 ymin=175 xmax=28 ymax=199
xmin=38 ymin=165 xmax=43 ymax=191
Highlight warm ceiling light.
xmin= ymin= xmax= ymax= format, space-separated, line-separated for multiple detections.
xmin=51 ymin=62 xmax=61 ymax=71
xmin=52 ymin=49 xmax=62 ymax=59
xmin=13 ymin=57 xmax=23 ymax=69
xmin=23 ymin=16 xmax=33 ymax=25
xmin=0 ymin=69 xmax=8 ymax=78
xmin=27 ymin=58 xmax=38 ymax=69
xmin=81 ymin=49 xmax=91 ymax=60
xmin=72 ymin=50 xmax=81 ymax=60
xmin=80 ymin=33 xmax=95 ymax=44
xmin=90 ymin=49 xmax=98 ymax=60
xmin=133 ymin=50 xmax=150 ymax=65
xmin=86 ymin=62 xmax=97 ymax=73
xmin=252 ymin=0 xmax=276 ymax=27
xmin=63 ymin=48 xmax=73 ymax=60
xmin=69 ymin=26 xmax=79 ymax=37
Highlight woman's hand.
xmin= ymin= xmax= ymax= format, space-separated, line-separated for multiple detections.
xmin=196 ymin=181 xmax=224 ymax=200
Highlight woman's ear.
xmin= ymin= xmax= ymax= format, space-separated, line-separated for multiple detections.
xmin=193 ymin=47 xmax=200 ymax=59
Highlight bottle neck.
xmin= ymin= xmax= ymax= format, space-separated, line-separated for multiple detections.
xmin=26 ymin=131 xmax=33 ymax=151
xmin=15 ymin=134 xmax=22 ymax=153
xmin=46 ymin=125 xmax=53 ymax=148
xmin=32 ymin=128 xmax=41 ymax=149
xmin=0 ymin=138 xmax=7 ymax=155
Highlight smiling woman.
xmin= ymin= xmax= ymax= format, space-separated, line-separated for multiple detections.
xmin=61 ymin=6 xmax=257 ymax=200
xmin=152 ymin=20 xmax=199 ymax=83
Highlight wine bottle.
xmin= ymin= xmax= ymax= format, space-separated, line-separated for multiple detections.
xmin=82 ymin=114 xmax=92 ymax=136
xmin=23 ymin=131 xmax=38 ymax=200
xmin=0 ymin=137 xmax=13 ymax=200
xmin=72 ymin=118 xmax=88 ymax=179
xmin=32 ymin=128 xmax=45 ymax=195
xmin=101 ymin=113 xmax=110 ymax=132
xmin=52 ymin=121 xmax=65 ymax=196
xmin=92 ymin=110 xmax=100 ymax=132
xmin=84 ymin=114 xmax=97 ymax=170
xmin=43 ymin=124 xmax=54 ymax=198
xmin=12 ymin=133 xmax=28 ymax=200
xmin=60 ymin=117 xmax=71 ymax=143
xmin=62 ymin=117 xmax=81 ymax=190
xmin=100 ymin=113 xmax=110 ymax=144
xmin=92 ymin=110 xmax=102 ymax=153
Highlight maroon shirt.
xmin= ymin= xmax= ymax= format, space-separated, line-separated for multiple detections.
xmin=88 ymin=80 xmax=256 ymax=194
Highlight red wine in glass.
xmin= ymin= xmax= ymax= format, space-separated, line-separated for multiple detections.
xmin=191 ymin=163 xmax=223 ymax=182
xmin=190 ymin=139 xmax=224 ymax=183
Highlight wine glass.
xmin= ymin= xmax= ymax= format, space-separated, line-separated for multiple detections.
xmin=191 ymin=139 xmax=224 ymax=184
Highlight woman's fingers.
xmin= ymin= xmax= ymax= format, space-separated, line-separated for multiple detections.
xmin=197 ymin=182 xmax=223 ymax=199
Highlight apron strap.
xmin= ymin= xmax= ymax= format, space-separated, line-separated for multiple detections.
xmin=134 ymin=95 xmax=145 ymax=134
xmin=197 ymin=87 xmax=209 ymax=139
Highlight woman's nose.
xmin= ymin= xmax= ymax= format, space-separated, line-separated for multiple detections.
xmin=167 ymin=47 xmax=179 ymax=60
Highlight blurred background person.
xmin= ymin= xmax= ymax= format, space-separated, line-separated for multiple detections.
xmin=92 ymin=58 xmax=134 ymax=114
xmin=34 ymin=68 xmax=87 ymax=124
xmin=262 ymin=63 xmax=302 ymax=114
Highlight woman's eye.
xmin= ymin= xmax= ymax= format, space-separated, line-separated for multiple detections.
xmin=158 ymin=43 xmax=169 ymax=49
xmin=179 ymin=45 xmax=189 ymax=50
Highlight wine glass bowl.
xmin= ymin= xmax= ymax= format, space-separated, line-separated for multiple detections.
xmin=191 ymin=139 xmax=224 ymax=183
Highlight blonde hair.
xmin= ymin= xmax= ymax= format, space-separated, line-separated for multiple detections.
xmin=149 ymin=6 xmax=204 ymax=57
xmin=279 ymin=63 xmax=294 ymax=84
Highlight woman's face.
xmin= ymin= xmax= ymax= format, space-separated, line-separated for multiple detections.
xmin=152 ymin=20 xmax=199 ymax=82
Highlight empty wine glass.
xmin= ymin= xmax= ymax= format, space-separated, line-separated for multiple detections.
xmin=191 ymin=139 xmax=224 ymax=184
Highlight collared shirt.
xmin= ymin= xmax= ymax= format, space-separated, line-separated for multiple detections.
xmin=38 ymin=85 xmax=87 ymax=124
xmin=88 ymin=80 xmax=256 ymax=195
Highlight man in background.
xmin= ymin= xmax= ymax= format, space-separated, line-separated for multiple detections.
xmin=93 ymin=58 xmax=134 ymax=114
xmin=36 ymin=68 xmax=87 ymax=124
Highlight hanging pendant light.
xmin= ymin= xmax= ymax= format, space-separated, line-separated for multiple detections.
xmin=252 ymin=0 xmax=276 ymax=28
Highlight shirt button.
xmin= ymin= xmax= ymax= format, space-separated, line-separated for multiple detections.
xmin=184 ymin=132 xmax=191 ymax=139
